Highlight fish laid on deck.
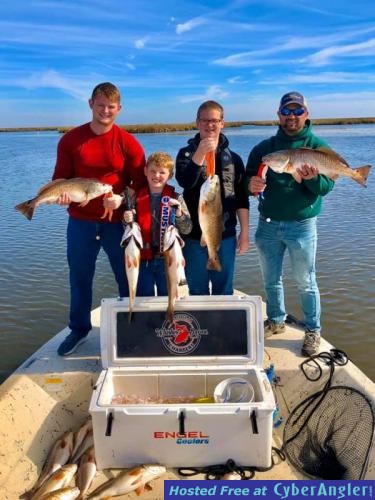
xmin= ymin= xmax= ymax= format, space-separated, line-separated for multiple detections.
xmin=163 ymin=224 xmax=186 ymax=322
xmin=71 ymin=419 xmax=93 ymax=460
xmin=77 ymin=446 xmax=96 ymax=499
xmin=31 ymin=464 xmax=77 ymax=500
xmin=198 ymin=174 xmax=223 ymax=271
xmin=71 ymin=428 xmax=94 ymax=464
xmin=87 ymin=464 xmax=166 ymax=499
xmin=121 ymin=222 xmax=143 ymax=322
xmin=262 ymin=147 xmax=371 ymax=186
xmin=31 ymin=431 xmax=74 ymax=494
xmin=37 ymin=487 xmax=80 ymax=499
xmin=15 ymin=178 xmax=113 ymax=220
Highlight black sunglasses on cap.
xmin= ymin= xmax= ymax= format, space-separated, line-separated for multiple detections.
xmin=279 ymin=107 xmax=306 ymax=116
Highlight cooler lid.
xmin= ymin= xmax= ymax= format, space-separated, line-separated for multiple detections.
xmin=99 ymin=295 xmax=264 ymax=369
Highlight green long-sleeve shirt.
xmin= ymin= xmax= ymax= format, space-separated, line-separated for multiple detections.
xmin=245 ymin=120 xmax=335 ymax=220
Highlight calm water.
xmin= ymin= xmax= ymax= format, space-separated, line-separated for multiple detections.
xmin=0 ymin=125 xmax=374 ymax=383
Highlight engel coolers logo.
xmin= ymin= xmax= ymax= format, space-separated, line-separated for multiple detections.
xmin=155 ymin=312 xmax=208 ymax=355
xmin=153 ymin=431 xmax=210 ymax=445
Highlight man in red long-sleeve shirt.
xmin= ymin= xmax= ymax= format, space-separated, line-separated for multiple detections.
xmin=53 ymin=82 xmax=146 ymax=356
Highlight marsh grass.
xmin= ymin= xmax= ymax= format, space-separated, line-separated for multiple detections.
xmin=1 ymin=117 xmax=374 ymax=134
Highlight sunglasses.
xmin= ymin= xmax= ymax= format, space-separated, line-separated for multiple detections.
xmin=279 ymin=107 xmax=306 ymax=117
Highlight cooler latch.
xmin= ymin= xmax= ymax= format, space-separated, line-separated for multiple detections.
xmin=105 ymin=410 xmax=114 ymax=436
xmin=178 ymin=410 xmax=186 ymax=435
xmin=250 ymin=409 xmax=258 ymax=434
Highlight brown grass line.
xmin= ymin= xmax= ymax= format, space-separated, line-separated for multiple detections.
xmin=1 ymin=117 xmax=375 ymax=134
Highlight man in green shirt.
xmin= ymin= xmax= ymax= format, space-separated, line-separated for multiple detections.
xmin=245 ymin=92 xmax=335 ymax=356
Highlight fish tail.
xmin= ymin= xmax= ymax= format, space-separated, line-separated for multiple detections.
xmin=166 ymin=303 xmax=174 ymax=323
xmin=353 ymin=165 xmax=371 ymax=186
xmin=15 ymin=199 xmax=36 ymax=220
xmin=207 ymin=255 xmax=222 ymax=272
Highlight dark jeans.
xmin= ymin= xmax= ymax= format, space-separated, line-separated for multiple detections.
xmin=67 ymin=216 xmax=128 ymax=336
xmin=182 ymin=236 xmax=236 ymax=295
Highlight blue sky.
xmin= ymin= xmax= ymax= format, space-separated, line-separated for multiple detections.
xmin=1 ymin=0 xmax=375 ymax=127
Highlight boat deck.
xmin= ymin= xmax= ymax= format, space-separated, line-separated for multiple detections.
xmin=0 ymin=298 xmax=374 ymax=498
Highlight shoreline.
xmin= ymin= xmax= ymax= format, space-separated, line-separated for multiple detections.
xmin=1 ymin=117 xmax=375 ymax=134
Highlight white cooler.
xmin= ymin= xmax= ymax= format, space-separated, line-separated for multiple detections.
xmin=89 ymin=295 xmax=275 ymax=469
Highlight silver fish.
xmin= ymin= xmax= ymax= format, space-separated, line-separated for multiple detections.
xmin=87 ymin=464 xmax=166 ymax=499
xmin=262 ymin=147 xmax=371 ymax=186
xmin=121 ymin=222 xmax=143 ymax=322
xmin=38 ymin=487 xmax=81 ymax=499
xmin=77 ymin=446 xmax=96 ymax=498
xmin=71 ymin=419 xmax=93 ymax=461
xmin=71 ymin=428 xmax=94 ymax=464
xmin=31 ymin=464 xmax=77 ymax=500
xmin=198 ymin=174 xmax=222 ymax=271
xmin=15 ymin=178 xmax=113 ymax=220
xmin=32 ymin=431 xmax=74 ymax=493
xmin=163 ymin=225 xmax=186 ymax=322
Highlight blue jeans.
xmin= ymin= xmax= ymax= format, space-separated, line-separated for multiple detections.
xmin=137 ymin=258 xmax=168 ymax=297
xmin=67 ymin=217 xmax=128 ymax=336
xmin=182 ymin=236 xmax=236 ymax=295
xmin=255 ymin=216 xmax=320 ymax=331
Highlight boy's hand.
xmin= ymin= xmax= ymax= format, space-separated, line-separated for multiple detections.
xmin=237 ymin=231 xmax=249 ymax=255
xmin=168 ymin=198 xmax=182 ymax=217
xmin=192 ymin=138 xmax=218 ymax=165
xmin=123 ymin=210 xmax=135 ymax=224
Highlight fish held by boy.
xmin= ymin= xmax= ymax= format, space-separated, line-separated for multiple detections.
xmin=262 ymin=147 xmax=371 ymax=186
xmin=15 ymin=178 xmax=113 ymax=220
xmin=198 ymin=174 xmax=223 ymax=271
xmin=87 ymin=464 xmax=166 ymax=499
xmin=121 ymin=222 xmax=143 ymax=322
xmin=163 ymin=224 xmax=186 ymax=322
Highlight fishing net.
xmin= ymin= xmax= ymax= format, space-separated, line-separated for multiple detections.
xmin=283 ymin=351 xmax=375 ymax=480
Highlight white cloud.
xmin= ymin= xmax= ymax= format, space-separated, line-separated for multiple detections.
xmin=17 ymin=70 xmax=88 ymax=101
xmin=176 ymin=17 xmax=206 ymax=35
xmin=134 ymin=37 xmax=149 ymax=49
xmin=260 ymin=71 xmax=375 ymax=84
xmin=180 ymin=85 xmax=229 ymax=103
xmin=304 ymin=38 xmax=375 ymax=66
xmin=228 ymin=76 xmax=249 ymax=84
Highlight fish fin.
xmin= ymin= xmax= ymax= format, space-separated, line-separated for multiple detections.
xmin=15 ymin=199 xmax=35 ymax=220
xmin=36 ymin=179 xmax=65 ymax=195
xmin=291 ymin=170 xmax=303 ymax=183
xmin=200 ymin=235 xmax=207 ymax=247
xmin=207 ymin=256 xmax=222 ymax=272
xmin=315 ymin=147 xmax=350 ymax=166
xmin=353 ymin=165 xmax=371 ymax=186
xmin=200 ymin=200 xmax=208 ymax=213
xmin=79 ymin=199 xmax=90 ymax=208
xmin=144 ymin=483 xmax=153 ymax=491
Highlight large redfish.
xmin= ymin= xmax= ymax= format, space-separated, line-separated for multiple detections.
xmin=121 ymin=222 xmax=143 ymax=322
xmin=262 ymin=147 xmax=371 ymax=186
xmin=163 ymin=225 xmax=186 ymax=322
xmin=198 ymin=174 xmax=222 ymax=271
xmin=15 ymin=178 xmax=113 ymax=220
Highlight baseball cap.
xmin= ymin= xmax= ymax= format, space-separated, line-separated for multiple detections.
xmin=279 ymin=91 xmax=308 ymax=110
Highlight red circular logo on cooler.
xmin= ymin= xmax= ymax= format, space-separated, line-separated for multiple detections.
xmin=156 ymin=312 xmax=208 ymax=355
